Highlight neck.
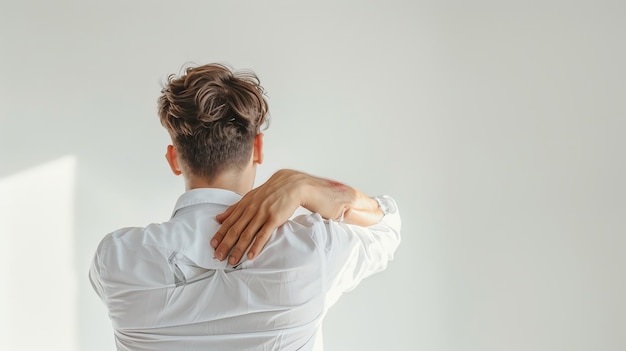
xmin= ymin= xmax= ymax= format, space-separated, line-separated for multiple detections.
xmin=184 ymin=167 xmax=255 ymax=195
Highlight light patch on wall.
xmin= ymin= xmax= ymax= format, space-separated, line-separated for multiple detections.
xmin=0 ymin=156 xmax=77 ymax=351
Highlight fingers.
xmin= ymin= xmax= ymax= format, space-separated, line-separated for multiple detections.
xmin=215 ymin=204 xmax=235 ymax=224
xmin=213 ymin=208 xmax=250 ymax=261
xmin=226 ymin=217 xmax=264 ymax=265
xmin=247 ymin=223 xmax=276 ymax=260
xmin=211 ymin=204 xmax=238 ymax=249
xmin=214 ymin=225 xmax=244 ymax=262
xmin=213 ymin=207 xmax=279 ymax=264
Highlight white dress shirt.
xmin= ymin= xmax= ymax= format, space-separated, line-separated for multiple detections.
xmin=90 ymin=188 xmax=401 ymax=351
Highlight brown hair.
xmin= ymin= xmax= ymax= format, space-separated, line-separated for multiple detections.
xmin=158 ymin=63 xmax=269 ymax=179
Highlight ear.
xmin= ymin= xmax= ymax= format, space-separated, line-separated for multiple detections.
xmin=165 ymin=145 xmax=182 ymax=175
xmin=253 ymin=133 xmax=264 ymax=165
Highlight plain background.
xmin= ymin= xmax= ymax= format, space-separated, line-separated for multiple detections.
xmin=1 ymin=0 xmax=625 ymax=350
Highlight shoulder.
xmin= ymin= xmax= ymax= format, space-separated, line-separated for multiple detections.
xmin=96 ymin=226 xmax=146 ymax=252
xmin=93 ymin=222 xmax=173 ymax=272
xmin=92 ymin=224 xmax=177 ymax=288
xmin=286 ymin=207 xmax=401 ymax=257
xmin=96 ymin=221 xmax=177 ymax=251
xmin=277 ymin=213 xmax=353 ymax=253
xmin=93 ymin=226 xmax=145 ymax=268
xmin=280 ymin=212 xmax=342 ymax=245
xmin=247 ymin=213 xmax=329 ymax=268
xmin=284 ymin=212 xmax=327 ymax=232
xmin=90 ymin=227 xmax=144 ymax=292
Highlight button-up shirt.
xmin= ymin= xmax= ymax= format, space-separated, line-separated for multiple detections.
xmin=89 ymin=188 xmax=401 ymax=351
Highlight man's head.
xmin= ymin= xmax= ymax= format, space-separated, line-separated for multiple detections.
xmin=158 ymin=63 xmax=268 ymax=189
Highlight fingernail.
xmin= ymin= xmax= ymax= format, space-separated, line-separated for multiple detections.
xmin=210 ymin=239 xmax=218 ymax=248
xmin=247 ymin=252 xmax=255 ymax=260
xmin=228 ymin=256 xmax=237 ymax=265
xmin=215 ymin=252 xmax=223 ymax=261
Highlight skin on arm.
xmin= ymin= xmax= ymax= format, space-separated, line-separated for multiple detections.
xmin=211 ymin=169 xmax=384 ymax=265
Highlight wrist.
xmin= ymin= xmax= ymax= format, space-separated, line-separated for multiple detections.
xmin=281 ymin=170 xmax=310 ymax=205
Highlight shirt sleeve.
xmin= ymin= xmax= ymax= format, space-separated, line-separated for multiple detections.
xmin=89 ymin=233 xmax=114 ymax=304
xmin=89 ymin=246 xmax=106 ymax=303
xmin=313 ymin=196 xmax=401 ymax=308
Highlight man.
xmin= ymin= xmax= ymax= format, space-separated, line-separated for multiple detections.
xmin=89 ymin=63 xmax=401 ymax=351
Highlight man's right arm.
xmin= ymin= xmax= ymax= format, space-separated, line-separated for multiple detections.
xmin=211 ymin=169 xmax=398 ymax=265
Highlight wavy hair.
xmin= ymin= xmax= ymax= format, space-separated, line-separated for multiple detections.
xmin=158 ymin=63 xmax=269 ymax=179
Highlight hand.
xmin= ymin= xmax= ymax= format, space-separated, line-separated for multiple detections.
xmin=211 ymin=170 xmax=307 ymax=265
xmin=211 ymin=169 xmax=382 ymax=265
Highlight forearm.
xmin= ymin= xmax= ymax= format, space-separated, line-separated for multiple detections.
xmin=290 ymin=170 xmax=385 ymax=226
xmin=213 ymin=169 xmax=389 ymax=264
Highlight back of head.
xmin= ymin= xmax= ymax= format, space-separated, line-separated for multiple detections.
xmin=158 ymin=63 xmax=269 ymax=179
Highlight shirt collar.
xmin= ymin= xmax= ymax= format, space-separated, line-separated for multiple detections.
xmin=171 ymin=188 xmax=242 ymax=218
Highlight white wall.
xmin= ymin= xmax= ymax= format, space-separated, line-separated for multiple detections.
xmin=1 ymin=1 xmax=624 ymax=350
